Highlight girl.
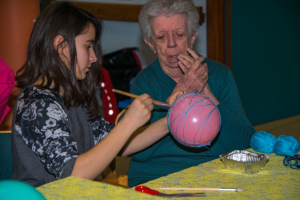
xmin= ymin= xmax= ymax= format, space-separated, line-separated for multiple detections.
xmin=12 ymin=1 xmax=181 ymax=187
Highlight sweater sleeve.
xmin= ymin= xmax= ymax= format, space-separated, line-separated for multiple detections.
xmin=209 ymin=60 xmax=255 ymax=150
xmin=14 ymin=94 xmax=79 ymax=179
xmin=91 ymin=117 xmax=115 ymax=145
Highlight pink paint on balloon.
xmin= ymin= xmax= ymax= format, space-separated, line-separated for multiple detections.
xmin=167 ymin=93 xmax=221 ymax=148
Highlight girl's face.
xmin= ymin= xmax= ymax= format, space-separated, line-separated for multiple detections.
xmin=74 ymin=23 xmax=97 ymax=80
xmin=61 ymin=23 xmax=97 ymax=80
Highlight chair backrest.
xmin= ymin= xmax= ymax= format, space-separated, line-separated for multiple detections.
xmin=115 ymin=106 xmax=129 ymax=125
xmin=0 ymin=131 xmax=12 ymax=180
xmin=100 ymin=67 xmax=119 ymax=124
xmin=102 ymin=48 xmax=141 ymax=103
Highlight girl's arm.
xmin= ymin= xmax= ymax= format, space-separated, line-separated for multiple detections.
xmin=121 ymin=90 xmax=185 ymax=156
xmin=71 ymin=94 xmax=153 ymax=179
xmin=120 ymin=116 xmax=168 ymax=156
xmin=71 ymin=91 xmax=183 ymax=180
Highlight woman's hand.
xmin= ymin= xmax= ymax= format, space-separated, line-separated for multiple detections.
xmin=170 ymin=48 xmax=219 ymax=105
xmin=122 ymin=94 xmax=154 ymax=131
xmin=175 ymin=48 xmax=208 ymax=93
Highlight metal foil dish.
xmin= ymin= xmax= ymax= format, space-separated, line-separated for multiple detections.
xmin=219 ymin=150 xmax=269 ymax=174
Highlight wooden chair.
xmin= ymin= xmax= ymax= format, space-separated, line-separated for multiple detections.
xmin=99 ymin=106 xmax=130 ymax=187
xmin=114 ymin=105 xmax=129 ymax=125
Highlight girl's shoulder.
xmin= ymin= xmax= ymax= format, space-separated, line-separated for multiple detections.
xmin=16 ymin=86 xmax=64 ymax=113
xmin=19 ymin=86 xmax=62 ymax=103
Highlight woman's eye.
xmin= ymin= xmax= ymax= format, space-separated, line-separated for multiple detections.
xmin=157 ymin=36 xmax=164 ymax=40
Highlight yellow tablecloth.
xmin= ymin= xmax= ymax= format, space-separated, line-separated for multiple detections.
xmin=143 ymin=149 xmax=300 ymax=200
xmin=37 ymin=177 xmax=164 ymax=200
xmin=37 ymin=149 xmax=300 ymax=199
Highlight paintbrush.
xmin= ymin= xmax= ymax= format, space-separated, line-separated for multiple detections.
xmin=112 ymin=89 xmax=172 ymax=108
xmin=149 ymin=187 xmax=244 ymax=192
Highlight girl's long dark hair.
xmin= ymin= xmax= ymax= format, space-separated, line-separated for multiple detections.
xmin=16 ymin=1 xmax=103 ymax=119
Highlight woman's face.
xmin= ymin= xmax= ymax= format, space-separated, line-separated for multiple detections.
xmin=145 ymin=13 xmax=197 ymax=74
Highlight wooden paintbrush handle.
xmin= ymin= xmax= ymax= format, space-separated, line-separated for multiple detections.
xmin=112 ymin=89 xmax=171 ymax=108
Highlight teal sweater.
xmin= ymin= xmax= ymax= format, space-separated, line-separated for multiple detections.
xmin=128 ymin=58 xmax=255 ymax=187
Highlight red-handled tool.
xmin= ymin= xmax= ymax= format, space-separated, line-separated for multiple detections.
xmin=135 ymin=186 xmax=206 ymax=197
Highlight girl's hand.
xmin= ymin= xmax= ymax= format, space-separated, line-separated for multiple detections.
xmin=122 ymin=93 xmax=154 ymax=131
xmin=167 ymin=90 xmax=186 ymax=105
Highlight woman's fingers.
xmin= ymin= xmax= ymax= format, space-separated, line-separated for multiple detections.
xmin=178 ymin=54 xmax=194 ymax=68
xmin=198 ymin=62 xmax=208 ymax=82
xmin=186 ymin=48 xmax=199 ymax=59
xmin=178 ymin=61 xmax=189 ymax=73
xmin=177 ymin=48 xmax=206 ymax=73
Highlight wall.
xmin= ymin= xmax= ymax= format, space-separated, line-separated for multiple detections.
xmin=0 ymin=0 xmax=40 ymax=131
xmin=67 ymin=0 xmax=207 ymax=67
xmin=231 ymin=0 xmax=300 ymax=125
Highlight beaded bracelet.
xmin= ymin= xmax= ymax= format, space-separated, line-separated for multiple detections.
xmin=283 ymin=155 xmax=300 ymax=169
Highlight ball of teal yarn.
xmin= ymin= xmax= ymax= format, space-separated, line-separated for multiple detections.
xmin=274 ymin=135 xmax=300 ymax=156
xmin=0 ymin=180 xmax=46 ymax=200
xmin=250 ymin=131 xmax=277 ymax=153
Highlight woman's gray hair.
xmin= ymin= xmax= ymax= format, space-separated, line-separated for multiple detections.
xmin=139 ymin=0 xmax=199 ymax=41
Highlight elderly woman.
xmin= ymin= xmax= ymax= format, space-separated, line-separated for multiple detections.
xmin=128 ymin=0 xmax=255 ymax=187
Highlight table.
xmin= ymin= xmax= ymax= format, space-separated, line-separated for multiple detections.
xmin=37 ymin=177 xmax=164 ymax=200
xmin=143 ymin=149 xmax=300 ymax=199
xmin=37 ymin=149 xmax=300 ymax=199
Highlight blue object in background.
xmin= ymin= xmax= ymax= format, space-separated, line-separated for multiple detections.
xmin=0 ymin=180 xmax=46 ymax=200
xmin=250 ymin=131 xmax=277 ymax=153
xmin=118 ymin=99 xmax=131 ymax=109
xmin=117 ymin=78 xmax=135 ymax=109
xmin=251 ymin=131 xmax=300 ymax=157
xmin=274 ymin=135 xmax=299 ymax=157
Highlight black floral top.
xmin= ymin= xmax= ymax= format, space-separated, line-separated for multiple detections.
xmin=13 ymin=86 xmax=114 ymax=180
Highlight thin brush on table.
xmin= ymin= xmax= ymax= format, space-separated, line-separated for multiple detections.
xmin=150 ymin=187 xmax=244 ymax=192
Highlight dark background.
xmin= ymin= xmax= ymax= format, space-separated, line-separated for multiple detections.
xmin=231 ymin=0 xmax=300 ymax=125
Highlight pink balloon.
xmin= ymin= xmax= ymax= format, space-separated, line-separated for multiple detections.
xmin=167 ymin=93 xmax=221 ymax=147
